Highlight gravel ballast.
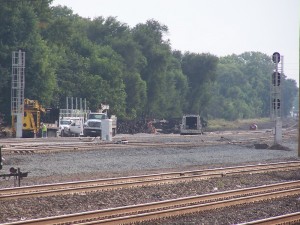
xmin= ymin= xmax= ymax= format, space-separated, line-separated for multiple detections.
xmin=0 ymin=170 xmax=300 ymax=224
xmin=0 ymin=130 xmax=299 ymax=224
xmin=2 ymin=133 xmax=298 ymax=179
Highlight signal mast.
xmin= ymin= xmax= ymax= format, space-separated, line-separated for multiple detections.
xmin=270 ymin=52 xmax=283 ymax=145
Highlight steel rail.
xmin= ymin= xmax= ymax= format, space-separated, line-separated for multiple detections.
xmin=1 ymin=127 xmax=295 ymax=154
xmin=0 ymin=129 xmax=277 ymax=149
xmin=238 ymin=211 xmax=300 ymax=224
xmin=84 ymin=187 xmax=300 ymax=225
xmin=2 ymin=141 xmax=228 ymax=154
xmin=0 ymin=161 xmax=299 ymax=200
xmin=2 ymin=142 xmax=130 ymax=154
xmin=3 ymin=181 xmax=300 ymax=225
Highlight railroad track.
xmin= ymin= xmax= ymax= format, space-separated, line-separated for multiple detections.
xmin=0 ymin=137 xmax=280 ymax=155
xmin=1 ymin=127 xmax=295 ymax=154
xmin=1 ymin=161 xmax=299 ymax=200
xmin=4 ymin=180 xmax=300 ymax=225
xmin=239 ymin=211 xmax=300 ymax=224
xmin=1 ymin=139 xmax=129 ymax=154
xmin=1 ymin=139 xmax=223 ymax=154
xmin=0 ymin=139 xmax=245 ymax=154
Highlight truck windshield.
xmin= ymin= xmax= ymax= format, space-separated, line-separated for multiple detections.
xmin=88 ymin=114 xmax=107 ymax=120
xmin=60 ymin=120 xmax=71 ymax=125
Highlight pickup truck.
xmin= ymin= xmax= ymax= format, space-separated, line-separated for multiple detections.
xmin=64 ymin=118 xmax=84 ymax=137
xmin=60 ymin=117 xmax=84 ymax=137
xmin=58 ymin=118 xmax=73 ymax=137
xmin=83 ymin=113 xmax=117 ymax=137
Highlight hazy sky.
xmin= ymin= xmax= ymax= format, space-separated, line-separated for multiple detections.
xmin=52 ymin=0 xmax=299 ymax=86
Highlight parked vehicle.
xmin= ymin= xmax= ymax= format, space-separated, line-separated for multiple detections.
xmin=180 ymin=114 xmax=203 ymax=135
xmin=58 ymin=118 xmax=71 ymax=137
xmin=59 ymin=117 xmax=84 ymax=137
xmin=83 ymin=112 xmax=117 ymax=137
xmin=63 ymin=117 xmax=84 ymax=137
xmin=12 ymin=98 xmax=59 ymax=138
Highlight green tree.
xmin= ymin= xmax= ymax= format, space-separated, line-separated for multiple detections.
xmin=209 ymin=52 xmax=275 ymax=120
xmin=1 ymin=2 xmax=299 ymax=124
xmin=132 ymin=20 xmax=173 ymax=117
xmin=282 ymin=78 xmax=298 ymax=117
xmin=164 ymin=53 xmax=188 ymax=117
xmin=0 ymin=0 xmax=56 ymax=121
xmin=181 ymin=52 xmax=219 ymax=114
xmin=239 ymin=52 xmax=273 ymax=117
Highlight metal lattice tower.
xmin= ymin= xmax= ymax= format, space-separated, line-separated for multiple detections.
xmin=11 ymin=50 xmax=25 ymax=138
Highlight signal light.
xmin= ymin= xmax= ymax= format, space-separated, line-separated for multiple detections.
xmin=272 ymin=52 xmax=280 ymax=63
xmin=272 ymin=72 xmax=281 ymax=86
xmin=272 ymin=99 xmax=280 ymax=110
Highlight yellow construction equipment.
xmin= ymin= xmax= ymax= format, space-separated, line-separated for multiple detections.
xmin=12 ymin=99 xmax=46 ymax=138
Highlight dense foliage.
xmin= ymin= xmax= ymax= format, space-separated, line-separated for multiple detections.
xmin=0 ymin=0 xmax=298 ymax=123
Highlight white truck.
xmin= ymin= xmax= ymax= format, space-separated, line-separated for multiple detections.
xmin=59 ymin=117 xmax=84 ymax=137
xmin=83 ymin=112 xmax=117 ymax=137
xmin=63 ymin=117 xmax=85 ymax=137
xmin=58 ymin=118 xmax=73 ymax=137
xmin=58 ymin=108 xmax=89 ymax=137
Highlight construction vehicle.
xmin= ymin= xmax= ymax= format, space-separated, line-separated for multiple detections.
xmin=11 ymin=99 xmax=59 ymax=138
xmin=180 ymin=114 xmax=203 ymax=135
xmin=11 ymin=99 xmax=44 ymax=138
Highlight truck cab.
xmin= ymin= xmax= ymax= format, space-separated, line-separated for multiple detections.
xmin=83 ymin=113 xmax=107 ymax=137
xmin=83 ymin=112 xmax=117 ymax=137
xmin=60 ymin=117 xmax=84 ymax=137
xmin=88 ymin=113 xmax=107 ymax=120
xmin=68 ymin=117 xmax=84 ymax=137
xmin=58 ymin=118 xmax=73 ymax=136
xmin=59 ymin=117 xmax=84 ymax=137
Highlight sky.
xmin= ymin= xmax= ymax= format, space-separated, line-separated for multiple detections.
xmin=52 ymin=0 xmax=299 ymax=87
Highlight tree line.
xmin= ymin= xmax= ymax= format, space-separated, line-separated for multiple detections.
xmin=0 ymin=0 xmax=298 ymax=124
